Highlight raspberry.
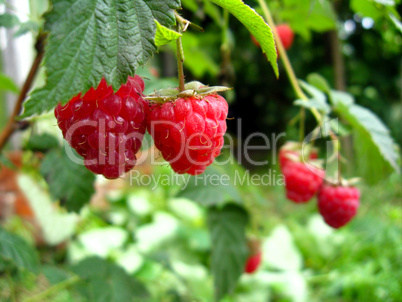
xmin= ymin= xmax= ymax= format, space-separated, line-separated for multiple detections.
xmin=244 ymin=250 xmax=262 ymax=274
xmin=146 ymin=94 xmax=228 ymax=175
xmin=281 ymin=158 xmax=325 ymax=203
xmin=55 ymin=75 xmax=147 ymax=179
xmin=279 ymin=141 xmax=318 ymax=169
xmin=276 ymin=24 xmax=294 ymax=50
xmin=244 ymin=238 xmax=262 ymax=274
xmin=318 ymin=184 xmax=360 ymax=228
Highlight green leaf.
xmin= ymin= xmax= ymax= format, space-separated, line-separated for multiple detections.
xmin=42 ymin=265 xmax=73 ymax=285
xmin=0 ymin=228 xmax=39 ymax=273
xmin=154 ymin=19 xmax=181 ymax=47
xmin=0 ymin=153 xmax=16 ymax=170
xmin=14 ymin=20 xmax=40 ymax=37
xmin=22 ymin=0 xmax=180 ymax=118
xmin=179 ymin=31 xmax=220 ymax=77
xmin=294 ymin=99 xmax=331 ymax=114
xmin=280 ymin=0 xmax=336 ymax=40
xmin=208 ymin=204 xmax=249 ymax=301
xmin=389 ymin=12 xmax=402 ymax=33
xmin=182 ymin=0 xmax=223 ymax=27
xmin=307 ymin=73 xmax=331 ymax=93
xmin=40 ymin=146 xmax=95 ymax=212
xmin=177 ymin=166 xmax=242 ymax=206
xmin=299 ymin=80 xmax=327 ymax=104
xmin=0 ymin=72 xmax=19 ymax=94
xmin=0 ymin=13 xmax=20 ymax=28
xmin=330 ymin=90 xmax=354 ymax=107
xmin=330 ymin=90 xmax=400 ymax=184
xmin=330 ymin=119 xmax=351 ymax=137
xmin=71 ymin=257 xmax=149 ymax=301
xmin=209 ymin=0 xmax=278 ymax=77
xmin=296 ymin=80 xmax=331 ymax=114
xmin=25 ymin=133 xmax=59 ymax=152
xmin=351 ymin=0 xmax=382 ymax=21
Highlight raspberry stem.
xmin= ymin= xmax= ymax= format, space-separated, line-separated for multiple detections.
xmin=259 ymin=0 xmax=344 ymax=176
xmin=0 ymin=33 xmax=46 ymax=152
xmin=257 ymin=0 xmax=322 ymax=123
xmin=175 ymin=14 xmax=186 ymax=92
xmin=176 ymin=37 xmax=185 ymax=92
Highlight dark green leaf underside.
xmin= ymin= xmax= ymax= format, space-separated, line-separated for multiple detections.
xmin=177 ymin=166 xmax=242 ymax=206
xmin=208 ymin=204 xmax=249 ymax=301
xmin=0 ymin=228 xmax=39 ymax=273
xmin=72 ymin=257 xmax=150 ymax=301
xmin=40 ymin=146 xmax=95 ymax=212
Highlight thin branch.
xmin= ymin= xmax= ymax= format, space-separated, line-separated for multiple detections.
xmin=257 ymin=0 xmax=322 ymax=124
xmin=0 ymin=33 xmax=46 ymax=152
xmin=176 ymin=35 xmax=185 ymax=92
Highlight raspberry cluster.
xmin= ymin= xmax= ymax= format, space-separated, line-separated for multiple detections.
xmin=146 ymin=95 xmax=228 ymax=175
xmin=279 ymin=141 xmax=361 ymax=228
xmin=55 ymin=79 xmax=228 ymax=178
xmin=55 ymin=76 xmax=147 ymax=179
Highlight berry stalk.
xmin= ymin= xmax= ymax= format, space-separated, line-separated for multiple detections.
xmin=257 ymin=0 xmax=322 ymax=124
xmin=175 ymin=15 xmax=186 ymax=92
xmin=259 ymin=0 xmax=343 ymax=179
xmin=0 ymin=33 xmax=46 ymax=152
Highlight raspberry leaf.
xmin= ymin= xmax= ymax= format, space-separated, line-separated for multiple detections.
xmin=330 ymin=90 xmax=400 ymax=184
xmin=22 ymin=0 xmax=179 ymax=118
xmin=177 ymin=167 xmax=242 ymax=206
xmin=154 ymin=19 xmax=182 ymax=47
xmin=0 ymin=228 xmax=40 ymax=274
xmin=40 ymin=146 xmax=95 ymax=212
xmin=307 ymin=73 xmax=331 ymax=93
xmin=299 ymin=80 xmax=327 ymax=104
xmin=0 ymin=153 xmax=16 ymax=170
xmin=24 ymin=133 xmax=60 ymax=152
xmin=208 ymin=204 xmax=249 ymax=301
xmin=209 ymin=0 xmax=278 ymax=77
xmin=294 ymin=98 xmax=331 ymax=114
xmin=0 ymin=13 xmax=20 ymax=28
xmin=295 ymin=81 xmax=331 ymax=115
xmin=0 ymin=72 xmax=19 ymax=94
xmin=71 ymin=257 xmax=150 ymax=301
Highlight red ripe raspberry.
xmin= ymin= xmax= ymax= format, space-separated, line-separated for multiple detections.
xmin=276 ymin=24 xmax=294 ymax=50
xmin=55 ymin=75 xmax=147 ymax=179
xmin=281 ymin=160 xmax=325 ymax=203
xmin=318 ymin=184 xmax=360 ymax=228
xmin=146 ymin=95 xmax=228 ymax=175
xmin=279 ymin=141 xmax=318 ymax=169
xmin=244 ymin=250 xmax=262 ymax=274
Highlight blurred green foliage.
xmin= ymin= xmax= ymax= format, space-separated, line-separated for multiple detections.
xmin=0 ymin=164 xmax=401 ymax=301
